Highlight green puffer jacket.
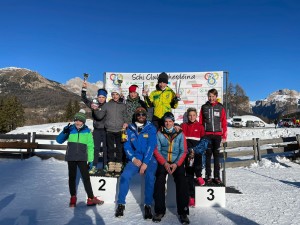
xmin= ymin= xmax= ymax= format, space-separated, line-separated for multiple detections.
xmin=56 ymin=124 xmax=94 ymax=162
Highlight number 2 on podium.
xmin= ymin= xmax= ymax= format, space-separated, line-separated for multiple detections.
xmin=98 ymin=179 xmax=106 ymax=191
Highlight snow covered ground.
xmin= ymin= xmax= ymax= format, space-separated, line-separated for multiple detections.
xmin=0 ymin=122 xmax=300 ymax=225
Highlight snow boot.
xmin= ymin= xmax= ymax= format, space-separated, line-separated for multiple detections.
xmin=108 ymin=162 xmax=116 ymax=172
xmin=115 ymin=204 xmax=125 ymax=217
xmin=144 ymin=205 xmax=153 ymax=220
xmin=69 ymin=196 xmax=77 ymax=207
xmin=87 ymin=196 xmax=104 ymax=206
xmin=114 ymin=162 xmax=123 ymax=173
xmin=196 ymin=177 xmax=205 ymax=186
xmin=179 ymin=214 xmax=190 ymax=224
xmin=152 ymin=213 xmax=164 ymax=223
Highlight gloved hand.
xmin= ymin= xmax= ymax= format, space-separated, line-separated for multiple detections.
xmin=88 ymin=162 xmax=93 ymax=171
xmin=63 ymin=123 xmax=71 ymax=134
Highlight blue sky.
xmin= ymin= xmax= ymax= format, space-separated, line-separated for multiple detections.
xmin=1 ymin=0 xmax=299 ymax=100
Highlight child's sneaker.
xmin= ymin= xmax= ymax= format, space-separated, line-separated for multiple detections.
xmin=206 ymin=177 xmax=213 ymax=184
xmin=69 ymin=196 xmax=77 ymax=207
xmin=214 ymin=178 xmax=222 ymax=184
xmin=89 ymin=166 xmax=98 ymax=175
xmin=188 ymin=197 xmax=195 ymax=207
xmin=87 ymin=196 xmax=104 ymax=206
xmin=196 ymin=177 xmax=205 ymax=186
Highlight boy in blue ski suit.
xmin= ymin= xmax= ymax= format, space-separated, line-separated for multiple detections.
xmin=115 ymin=107 xmax=158 ymax=219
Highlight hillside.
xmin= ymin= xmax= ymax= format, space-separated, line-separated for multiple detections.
xmin=252 ymin=89 xmax=300 ymax=119
xmin=0 ymin=67 xmax=82 ymax=124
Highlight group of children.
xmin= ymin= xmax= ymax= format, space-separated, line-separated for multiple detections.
xmin=56 ymin=72 xmax=227 ymax=224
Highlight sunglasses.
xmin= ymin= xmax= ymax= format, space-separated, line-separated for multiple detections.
xmin=136 ymin=113 xmax=147 ymax=117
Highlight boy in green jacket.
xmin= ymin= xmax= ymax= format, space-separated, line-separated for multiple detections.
xmin=56 ymin=109 xmax=104 ymax=207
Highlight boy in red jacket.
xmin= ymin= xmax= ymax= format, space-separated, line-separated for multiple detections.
xmin=181 ymin=107 xmax=205 ymax=207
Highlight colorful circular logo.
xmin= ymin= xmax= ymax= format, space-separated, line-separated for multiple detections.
xmin=204 ymin=72 xmax=219 ymax=86
xmin=110 ymin=73 xmax=124 ymax=86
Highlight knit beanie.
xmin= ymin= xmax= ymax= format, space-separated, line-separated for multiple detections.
xmin=129 ymin=85 xmax=139 ymax=93
xmin=135 ymin=107 xmax=147 ymax=115
xmin=163 ymin=112 xmax=175 ymax=122
xmin=97 ymin=89 xmax=108 ymax=97
xmin=111 ymin=88 xmax=121 ymax=95
xmin=158 ymin=72 xmax=169 ymax=84
xmin=74 ymin=109 xmax=86 ymax=123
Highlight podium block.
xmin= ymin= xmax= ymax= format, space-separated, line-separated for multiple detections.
xmin=90 ymin=176 xmax=119 ymax=204
xmin=195 ymin=186 xmax=225 ymax=207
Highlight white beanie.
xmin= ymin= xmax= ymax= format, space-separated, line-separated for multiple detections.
xmin=111 ymin=88 xmax=121 ymax=95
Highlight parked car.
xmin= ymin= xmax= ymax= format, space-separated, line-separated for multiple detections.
xmin=246 ymin=121 xmax=254 ymax=128
xmin=254 ymin=120 xmax=265 ymax=127
xmin=281 ymin=118 xmax=294 ymax=127
xmin=231 ymin=115 xmax=266 ymax=128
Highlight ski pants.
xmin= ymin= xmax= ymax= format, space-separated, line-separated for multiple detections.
xmin=117 ymin=158 xmax=157 ymax=205
xmin=93 ymin=128 xmax=107 ymax=167
xmin=68 ymin=161 xmax=94 ymax=199
xmin=205 ymin=135 xmax=222 ymax=179
xmin=185 ymin=153 xmax=203 ymax=198
xmin=106 ymin=131 xmax=123 ymax=163
xmin=154 ymin=163 xmax=189 ymax=215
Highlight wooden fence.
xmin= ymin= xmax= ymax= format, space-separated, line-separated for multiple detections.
xmin=1 ymin=132 xmax=299 ymax=164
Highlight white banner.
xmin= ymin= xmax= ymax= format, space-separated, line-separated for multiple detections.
xmin=104 ymin=72 xmax=224 ymax=123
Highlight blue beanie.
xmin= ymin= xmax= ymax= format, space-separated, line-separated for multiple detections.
xmin=97 ymin=89 xmax=108 ymax=97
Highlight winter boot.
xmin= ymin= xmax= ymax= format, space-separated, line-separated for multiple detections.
xmin=144 ymin=205 xmax=153 ymax=220
xmin=69 ymin=196 xmax=77 ymax=207
xmin=152 ymin=213 xmax=165 ymax=223
xmin=179 ymin=214 xmax=190 ymax=224
xmin=87 ymin=196 xmax=104 ymax=206
xmin=196 ymin=177 xmax=205 ymax=186
xmin=108 ymin=162 xmax=116 ymax=172
xmin=115 ymin=204 xmax=125 ymax=217
xmin=106 ymin=162 xmax=116 ymax=176
xmin=114 ymin=162 xmax=123 ymax=172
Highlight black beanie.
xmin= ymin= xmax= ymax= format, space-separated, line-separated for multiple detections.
xmin=158 ymin=72 xmax=168 ymax=84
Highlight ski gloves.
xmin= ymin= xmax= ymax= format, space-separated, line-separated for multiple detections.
xmin=193 ymin=138 xmax=211 ymax=155
xmin=63 ymin=123 xmax=71 ymax=134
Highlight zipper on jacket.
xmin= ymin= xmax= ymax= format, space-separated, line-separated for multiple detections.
xmin=211 ymin=107 xmax=215 ymax=132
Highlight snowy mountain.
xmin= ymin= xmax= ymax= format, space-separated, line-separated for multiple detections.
xmin=252 ymin=89 xmax=300 ymax=119
xmin=64 ymin=77 xmax=104 ymax=99
xmin=0 ymin=67 xmax=81 ymax=124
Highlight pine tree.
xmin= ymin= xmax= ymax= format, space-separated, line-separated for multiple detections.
xmin=0 ymin=96 xmax=25 ymax=132
xmin=64 ymin=100 xmax=73 ymax=121
xmin=64 ymin=100 xmax=81 ymax=121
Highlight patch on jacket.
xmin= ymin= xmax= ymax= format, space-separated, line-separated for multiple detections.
xmin=143 ymin=133 xmax=149 ymax=138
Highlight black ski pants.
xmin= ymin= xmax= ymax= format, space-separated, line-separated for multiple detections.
xmin=68 ymin=161 xmax=94 ymax=199
xmin=93 ymin=128 xmax=107 ymax=167
xmin=205 ymin=135 xmax=222 ymax=179
xmin=185 ymin=153 xmax=203 ymax=198
xmin=106 ymin=131 xmax=123 ymax=163
xmin=154 ymin=163 xmax=189 ymax=216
